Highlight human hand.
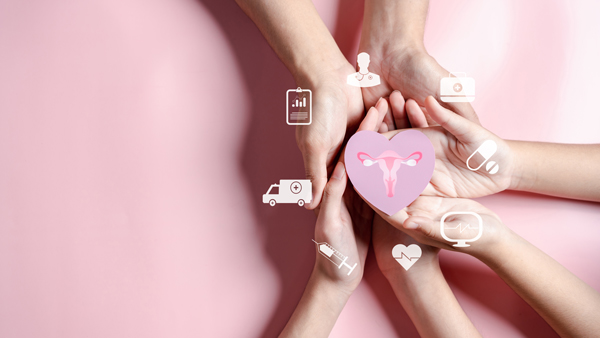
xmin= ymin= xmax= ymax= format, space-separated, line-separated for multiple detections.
xmin=311 ymin=161 xmax=371 ymax=293
xmin=372 ymin=92 xmax=515 ymax=198
xmin=375 ymin=195 xmax=508 ymax=261
xmin=295 ymin=64 xmax=367 ymax=210
xmin=358 ymin=0 xmax=479 ymax=126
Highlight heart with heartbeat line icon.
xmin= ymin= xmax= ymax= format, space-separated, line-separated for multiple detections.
xmin=392 ymin=244 xmax=422 ymax=271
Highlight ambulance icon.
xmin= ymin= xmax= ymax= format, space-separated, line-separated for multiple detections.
xmin=263 ymin=179 xmax=312 ymax=207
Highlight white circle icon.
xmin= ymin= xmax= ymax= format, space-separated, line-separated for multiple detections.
xmin=291 ymin=181 xmax=302 ymax=194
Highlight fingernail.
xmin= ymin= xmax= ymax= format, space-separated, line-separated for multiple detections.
xmin=376 ymin=97 xmax=383 ymax=106
xmin=332 ymin=162 xmax=345 ymax=180
xmin=404 ymin=221 xmax=418 ymax=229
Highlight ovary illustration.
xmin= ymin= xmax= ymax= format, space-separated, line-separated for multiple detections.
xmin=357 ymin=150 xmax=422 ymax=197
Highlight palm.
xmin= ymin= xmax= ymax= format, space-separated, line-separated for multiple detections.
xmin=419 ymin=127 xmax=515 ymax=198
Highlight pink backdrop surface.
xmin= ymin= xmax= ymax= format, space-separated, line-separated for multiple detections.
xmin=1 ymin=0 xmax=599 ymax=337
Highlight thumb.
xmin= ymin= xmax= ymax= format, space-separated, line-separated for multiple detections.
xmin=302 ymin=149 xmax=329 ymax=210
xmin=424 ymin=96 xmax=478 ymax=143
xmin=319 ymin=162 xmax=347 ymax=219
xmin=402 ymin=215 xmax=440 ymax=242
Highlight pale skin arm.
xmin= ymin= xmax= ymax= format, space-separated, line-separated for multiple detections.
xmin=509 ymin=141 xmax=600 ymax=202
xmin=476 ymin=230 xmax=600 ymax=337
xmin=373 ymin=215 xmax=481 ymax=338
xmin=280 ymin=272 xmax=352 ymax=338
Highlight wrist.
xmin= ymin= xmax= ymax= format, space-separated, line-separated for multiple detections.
xmin=293 ymin=55 xmax=354 ymax=91
xmin=469 ymin=223 xmax=516 ymax=266
xmin=506 ymin=140 xmax=532 ymax=192
xmin=386 ymin=260 xmax=442 ymax=287
xmin=306 ymin=269 xmax=353 ymax=306
xmin=360 ymin=0 xmax=428 ymax=54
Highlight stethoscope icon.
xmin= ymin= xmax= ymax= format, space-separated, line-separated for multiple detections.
xmin=355 ymin=72 xmax=374 ymax=81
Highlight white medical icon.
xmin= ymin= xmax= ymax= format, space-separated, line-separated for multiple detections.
xmin=392 ymin=244 xmax=422 ymax=271
xmin=357 ymin=150 xmax=422 ymax=197
xmin=312 ymin=240 xmax=357 ymax=275
xmin=467 ymin=140 xmax=499 ymax=174
xmin=440 ymin=211 xmax=483 ymax=247
xmin=286 ymin=87 xmax=312 ymax=125
xmin=440 ymin=72 xmax=475 ymax=102
xmin=347 ymin=52 xmax=381 ymax=87
xmin=263 ymin=179 xmax=312 ymax=207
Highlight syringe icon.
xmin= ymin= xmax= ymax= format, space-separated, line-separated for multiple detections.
xmin=312 ymin=240 xmax=357 ymax=276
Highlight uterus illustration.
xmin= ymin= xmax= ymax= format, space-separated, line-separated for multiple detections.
xmin=357 ymin=150 xmax=423 ymax=197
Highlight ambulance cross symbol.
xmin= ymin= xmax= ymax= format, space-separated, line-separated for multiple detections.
xmin=291 ymin=181 xmax=302 ymax=194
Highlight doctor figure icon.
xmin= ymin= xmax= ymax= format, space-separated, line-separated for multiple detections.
xmin=347 ymin=52 xmax=381 ymax=88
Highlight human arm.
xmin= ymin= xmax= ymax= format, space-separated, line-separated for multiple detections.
xmin=508 ymin=141 xmax=600 ymax=202
xmin=235 ymin=0 xmax=367 ymax=209
xmin=376 ymin=196 xmax=600 ymax=338
xmin=372 ymin=215 xmax=481 ymax=337
xmin=280 ymin=161 xmax=371 ymax=337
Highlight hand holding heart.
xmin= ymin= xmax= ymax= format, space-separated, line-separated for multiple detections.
xmin=345 ymin=95 xmax=516 ymax=220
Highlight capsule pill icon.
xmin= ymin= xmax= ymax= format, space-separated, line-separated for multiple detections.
xmin=466 ymin=140 xmax=498 ymax=172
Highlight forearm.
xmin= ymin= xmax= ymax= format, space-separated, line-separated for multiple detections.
xmin=508 ymin=141 xmax=600 ymax=202
xmin=361 ymin=0 xmax=429 ymax=51
xmin=235 ymin=0 xmax=349 ymax=83
xmin=477 ymin=230 xmax=600 ymax=337
xmin=280 ymin=271 xmax=351 ymax=338
xmin=386 ymin=264 xmax=481 ymax=337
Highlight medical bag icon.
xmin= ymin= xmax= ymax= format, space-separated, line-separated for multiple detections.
xmin=440 ymin=72 xmax=475 ymax=102
xmin=286 ymin=87 xmax=312 ymax=125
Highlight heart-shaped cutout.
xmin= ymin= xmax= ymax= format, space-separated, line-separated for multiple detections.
xmin=345 ymin=130 xmax=435 ymax=215
xmin=392 ymin=244 xmax=422 ymax=271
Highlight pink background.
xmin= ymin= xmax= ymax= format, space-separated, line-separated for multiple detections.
xmin=1 ymin=0 xmax=599 ymax=337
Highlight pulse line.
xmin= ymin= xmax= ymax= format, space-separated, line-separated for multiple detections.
xmin=444 ymin=222 xmax=479 ymax=233
xmin=395 ymin=253 xmax=420 ymax=261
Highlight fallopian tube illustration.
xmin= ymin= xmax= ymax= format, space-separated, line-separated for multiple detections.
xmin=357 ymin=151 xmax=422 ymax=197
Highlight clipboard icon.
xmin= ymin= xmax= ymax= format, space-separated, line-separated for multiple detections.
xmin=286 ymin=87 xmax=312 ymax=125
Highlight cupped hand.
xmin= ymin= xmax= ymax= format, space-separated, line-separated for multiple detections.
xmin=295 ymin=64 xmax=366 ymax=210
xmin=379 ymin=195 xmax=508 ymax=259
xmin=391 ymin=95 xmax=516 ymax=198
xmin=358 ymin=45 xmax=480 ymax=128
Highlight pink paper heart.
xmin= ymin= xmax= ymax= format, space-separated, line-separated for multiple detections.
xmin=345 ymin=130 xmax=435 ymax=216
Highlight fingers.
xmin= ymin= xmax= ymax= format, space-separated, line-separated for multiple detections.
xmin=405 ymin=99 xmax=429 ymax=128
xmin=424 ymin=96 xmax=478 ymax=143
xmin=389 ymin=90 xmax=409 ymax=130
xmin=442 ymin=101 xmax=481 ymax=125
xmin=377 ymin=98 xmax=395 ymax=132
xmin=358 ymin=98 xmax=388 ymax=132
xmin=320 ymin=162 xmax=347 ymax=220
xmin=402 ymin=216 xmax=437 ymax=239
xmin=303 ymin=149 xmax=329 ymax=210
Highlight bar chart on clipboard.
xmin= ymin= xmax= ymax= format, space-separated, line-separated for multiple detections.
xmin=312 ymin=239 xmax=357 ymax=275
xmin=286 ymin=87 xmax=312 ymax=125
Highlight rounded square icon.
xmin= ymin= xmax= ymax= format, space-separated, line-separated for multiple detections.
xmin=440 ymin=72 xmax=475 ymax=102
xmin=440 ymin=211 xmax=483 ymax=247
xmin=286 ymin=88 xmax=312 ymax=125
